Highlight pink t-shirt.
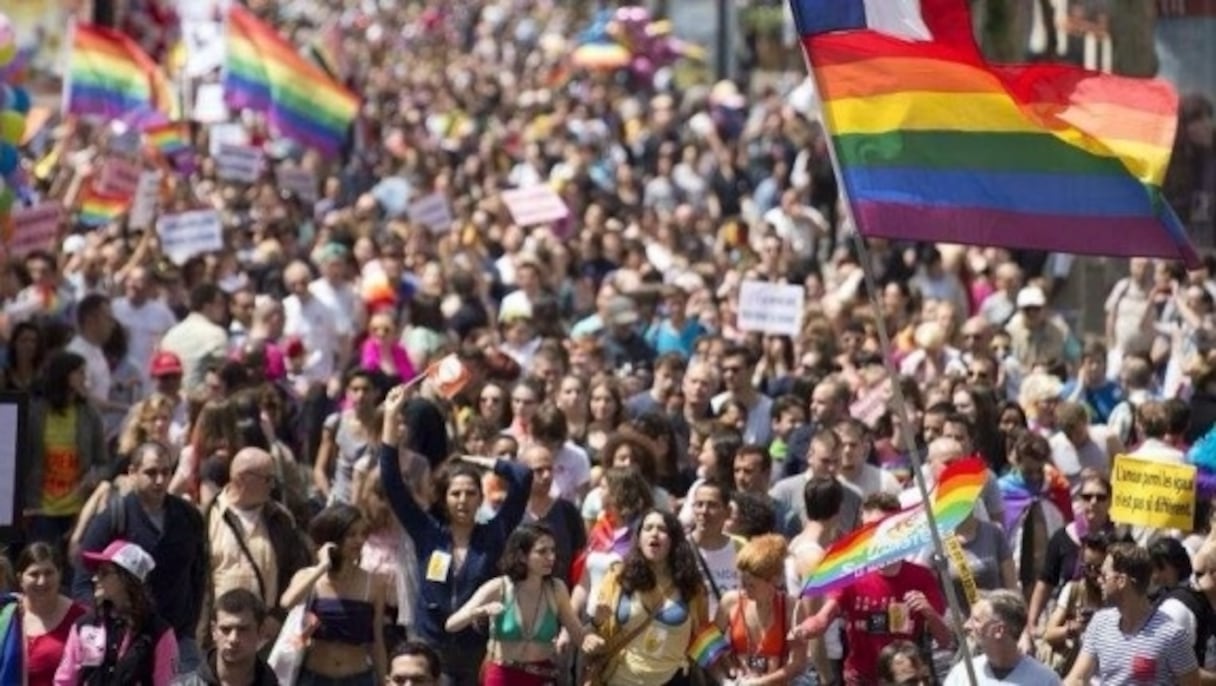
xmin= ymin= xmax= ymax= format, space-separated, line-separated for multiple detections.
xmin=54 ymin=618 xmax=178 ymax=686
xmin=360 ymin=338 xmax=417 ymax=381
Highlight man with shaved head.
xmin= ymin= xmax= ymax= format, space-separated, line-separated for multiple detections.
xmin=205 ymin=448 xmax=311 ymax=643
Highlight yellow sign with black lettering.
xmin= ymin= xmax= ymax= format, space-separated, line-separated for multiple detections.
xmin=1110 ymin=455 xmax=1196 ymax=531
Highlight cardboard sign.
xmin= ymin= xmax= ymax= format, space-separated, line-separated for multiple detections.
xmin=1110 ymin=455 xmax=1196 ymax=531
xmin=6 ymin=203 xmax=62 ymax=258
xmin=216 ymin=144 xmax=264 ymax=183
xmin=276 ymin=166 xmax=318 ymax=202
xmin=501 ymin=185 xmax=569 ymax=227
xmin=95 ymin=157 xmax=142 ymax=198
xmin=128 ymin=171 xmax=163 ymax=230
xmin=736 ymin=280 xmax=806 ymax=337
xmin=157 ymin=210 xmax=224 ymax=264
xmin=408 ymin=192 xmax=454 ymax=233
xmin=209 ymin=123 xmax=250 ymax=156
xmin=192 ymin=82 xmax=229 ymax=124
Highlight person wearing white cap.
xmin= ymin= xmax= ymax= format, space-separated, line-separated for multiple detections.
xmin=55 ymin=539 xmax=179 ymax=685
xmin=1005 ymin=285 xmax=1070 ymax=370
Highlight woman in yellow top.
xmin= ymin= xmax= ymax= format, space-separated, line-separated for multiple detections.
xmin=583 ymin=509 xmax=711 ymax=686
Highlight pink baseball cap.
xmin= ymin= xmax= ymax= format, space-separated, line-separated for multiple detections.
xmin=82 ymin=540 xmax=156 ymax=582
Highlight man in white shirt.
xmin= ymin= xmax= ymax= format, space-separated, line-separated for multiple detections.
xmin=529 ymin=404 xmax=591 ymax=503
xmin=308 ymin=243 xmax=363 ymax=355
xmin=689 ymin=480 xmax=739 ymax=617
xmin=282 ymin=260 xmax=341 ymax=385
xmin=66 ymin=293 xmax=117 ymax=407
xmin=160 ymin=284 xmax=230 ymax=391
xmin=945 ymin=590 xmax=1061 ymax=685
xmin=112 ymin=267 xmax=177 ymax=383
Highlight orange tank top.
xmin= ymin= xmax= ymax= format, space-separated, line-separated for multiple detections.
xmin=728 ymin=593 xmax=787 ymax=661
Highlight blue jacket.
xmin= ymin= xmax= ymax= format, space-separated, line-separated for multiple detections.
xmin=73 ymin=492 xmax=207 ymax=638
xmin=379 ymin=445 xmax=532 ymax=649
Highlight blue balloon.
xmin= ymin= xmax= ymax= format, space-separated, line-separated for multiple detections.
xmin=0 ymin=85 xmax=10 ymax=110
xmin=10 ymin=87 xmax=29 ymax=115
xmin=0 ymin=144 xmax=17 ymax=175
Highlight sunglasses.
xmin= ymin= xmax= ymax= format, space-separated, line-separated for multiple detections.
xmin=1079 ymin=492 xmax=1109 ymax=503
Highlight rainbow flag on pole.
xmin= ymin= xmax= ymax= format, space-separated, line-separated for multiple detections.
xmin=791 ymin=0 xmax=1198 ymax=266
xmin=802 ymin=457 xmax=987 ymax=597
xmin=66 ymin=24 xmax=175 ymax=119
xmin=78 ymin=186 xmax=130 ymax=226
xmin=223 ymin=5 xmax=359 ymax=157
xmin=144 ymin=121 xmax=190 ymax=156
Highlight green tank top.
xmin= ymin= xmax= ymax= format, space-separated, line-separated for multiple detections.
xmin=491 ymin=578 xmax=560 ymax=644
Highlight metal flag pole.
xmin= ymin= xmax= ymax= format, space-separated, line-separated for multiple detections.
xmin=801 ymin=83 xmax=982 ymax=686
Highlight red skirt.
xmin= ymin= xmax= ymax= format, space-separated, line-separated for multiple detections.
xmin=482 ymin=660 xmax=559 ymax=686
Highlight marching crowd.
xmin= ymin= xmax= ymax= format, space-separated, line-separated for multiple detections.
xmin=0 ymin=0 xmax=1215 ymax=685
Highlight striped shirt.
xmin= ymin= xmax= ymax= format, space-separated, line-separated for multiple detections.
xmin=1080 ymin=606 xmax=1198 ymax=684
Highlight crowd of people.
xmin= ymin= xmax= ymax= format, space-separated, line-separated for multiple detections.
xmin=0 ymin=0 xmax=1214 ymax=685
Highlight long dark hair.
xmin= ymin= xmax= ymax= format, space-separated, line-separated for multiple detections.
xmin=110 ymin=566 xmax=157 ymax=634
xmin=5 ymin=321 xmax=44 ymax=371
xmin=42 ymin=350 xmax=86 ymax=411
xmin=429 ymin=460 xmax=483 ymax=524
xmin=499 ymin=523 xmax=556 ymax=582
xmin=309 ymin=503 xmax=362 ymax=572
xmin=618 ymin=509 xmax=703 ymax=602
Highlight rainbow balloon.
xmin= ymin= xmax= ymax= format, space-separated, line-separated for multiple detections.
xmin=801 ymin=457 xmax=987 ymax=597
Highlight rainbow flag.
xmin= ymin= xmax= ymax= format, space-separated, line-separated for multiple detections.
xmin=223 ymin=5 xmax=359 ymax=157
xmin=67 ymin=24 xmax=174 ymax=119
xmin=144 ymin=122 xmax=190 ymax=156
xmin=791 ymin=0 xmax=1198 ymax=266
xmin=78 ymin=187 xmax=130 ymax=226
xmin=687 ymin=626 xmax=730 ymax=669
xmin=802 ymin=457 xmax=987 ymax=597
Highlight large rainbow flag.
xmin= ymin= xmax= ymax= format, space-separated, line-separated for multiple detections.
xmin=223 ymin=5 xmax=359 ymax=157
xmin=66 ymin=24 xmax=176 ymax=120
xmin=802 ymin=457 xmax=986 ymax=596
xmin=791 ymin=0 xmax=1197 ymax=265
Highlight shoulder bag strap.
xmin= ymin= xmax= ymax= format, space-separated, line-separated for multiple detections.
xmin=693 ymin=544 xmax=722 ymax=602
xmin=220 ymin=509 xmax=269 ymax=605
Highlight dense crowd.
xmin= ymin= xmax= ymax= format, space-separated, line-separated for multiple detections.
xmin=0 ymin=0 xmax=1215 ymax=685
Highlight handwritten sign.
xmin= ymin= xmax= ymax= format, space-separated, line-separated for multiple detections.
xmin=128 ymin=171 xmax=162 ymax=230
xmin=157 ymin=210 xmax=223 ymax=265
xmin=1110 ymin=455 xmax=1196 ymax=531
xmin=6 ymin=203 xmax=62 ymax=258
xmin=95 ymin=157 xmax=141 ymax=198
xmin=216 ymin=144 xmax=264 ymax=183
xmin=276 ymin=166 xmax=318 ymax=202
xmin=501 ymin=185 xmax=569 ymax=227
xmin=408 ymin=192 xmax=454 ymax=233
xmin=737 ymin=280 xmax=806 ymax=337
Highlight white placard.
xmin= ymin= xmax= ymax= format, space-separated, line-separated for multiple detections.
xmin=501 ymin=185 xmax=569 ymax=227
xmin=276 ymin=166 xmax=318 ymax=202
xmin=0 ymin=401 xmax=17 ymax=527
xmin=408 ymin=192 xmax=454 ymax=233
xmin=192 ymin=82 xmax=229 ymax=124
xmin=157 ymin=210 xmax=224 ymax=264
xmin=128 ymin=171 xmax=163 ymax=230
xmin=737 ymin=280 xmax=806 ymax=337
xmin=209 ymin=123 xmax=250 ymax=156
xmin=7 ymin=203 xmax=62 ymax=258
xmin=95 ymin=157 xmax=142 ymax=198
xmin=216 ymin=144 xmax=264 ymax=183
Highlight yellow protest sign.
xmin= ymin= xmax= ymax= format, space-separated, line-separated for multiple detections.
xmin=1110 ymin=455 xmax=1196 ymax=531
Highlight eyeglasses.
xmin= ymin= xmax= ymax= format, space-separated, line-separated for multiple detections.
xmin=1079 ymin=492 xmax=1109 ymax=503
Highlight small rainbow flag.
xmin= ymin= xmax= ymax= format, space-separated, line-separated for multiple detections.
xmin=66 ymin=24 xmax=174 ymax=119
xmin=223 ymin=5 xmax=359 ymax=157
xmin=802 ymin=457 xmax=987 ymax=597
xmin=144 ymin=122 xmax=190 ymax=156
xmin=687 ymin=626 xmax=730 ymax=669
xmin=78 ymin=187 xmax=130 ymax=226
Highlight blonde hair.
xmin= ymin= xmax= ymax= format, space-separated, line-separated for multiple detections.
xmin=736 ymin=534 xmax=788 ymax=581
xmin=117 ymin=393 xmax=177 ymax=456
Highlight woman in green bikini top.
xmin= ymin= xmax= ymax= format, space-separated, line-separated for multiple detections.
xmin=446 ymin=523 xmax=584 ymax=686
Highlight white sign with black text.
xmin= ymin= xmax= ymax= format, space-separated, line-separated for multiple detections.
xmin=216 ymin=144 xmax=264 ymax=183
xmin=157 ymin=210 xmax=224 ymax=265
xmin=736 ymin=280 xmax=806 ymax=337
xmin=408 ymin=192 xmax=454 ymax=233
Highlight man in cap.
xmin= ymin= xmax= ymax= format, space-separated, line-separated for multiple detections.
xmin=599 ymin=294 xmax=655 ymax=371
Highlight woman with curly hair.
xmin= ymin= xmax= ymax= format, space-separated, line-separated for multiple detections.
xmin=116 ymin=394 xmax=177 ymax=459
xmin=445 ymin=524 xmax=584 ymax=685
xmin=582 ymin=509 xmax=711 ymax=686
xmin=582 ymin=431 xmax=670 ymax=528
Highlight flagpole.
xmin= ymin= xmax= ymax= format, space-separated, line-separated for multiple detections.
xmin=806 ymin=99 xmax=982 ymax=686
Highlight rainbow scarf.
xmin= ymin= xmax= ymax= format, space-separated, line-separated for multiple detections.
xmin=802 ymin=457 xmax=987 ymax=596
xmin=996 ymin=466 xmax=1073 ymax=535
xmin=0 ymin=595 xmax=21 ymax=686
xmin=571 ymin=512 xmax=632 ymax=584
xmin=223 ymin=5 xmax=359 ymax=157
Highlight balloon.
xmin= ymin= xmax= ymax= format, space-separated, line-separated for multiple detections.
xmin=0 ymin=111 xmax=23 ymax=144
xmin=0 ymin=145 xmax=15 ymax=175
xmin=0 ymin=15 xmax=14 ymax=69
xmin=0 ymin=85 xmax=11 ymax=110
xmin=10 ymin=87 xmax=29 ymax=115
xmin=0 ymin=187 xmax=14 ymax=214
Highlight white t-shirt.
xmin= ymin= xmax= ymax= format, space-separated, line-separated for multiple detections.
xmin=696 ymin=539 xmax=739 ymax=618
xmin=943 ymin=654 xmax=1062 ymax=685
xmin=284 ymin=294 xmax=340 ymax=382
xmin=839 ymin=463 xmax=902 ymax=499
xmin=112 ymin=297 xmax=177 ymax=378
xmin=309 ymin=277 xmax=361 ymax=338
xmin=551 ymin=441 xmax=592 ymax=504
xmin=67 ymin=336 xmax=111 ymax=402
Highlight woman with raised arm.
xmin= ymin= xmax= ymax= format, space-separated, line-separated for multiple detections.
xmin=378 ymin=384 xmax=533 ymax=685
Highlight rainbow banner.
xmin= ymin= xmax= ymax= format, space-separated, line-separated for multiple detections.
xmin=802 ymin=457 xmax=987 ymax=597
xmin=223 ymin=5 xmax=359 ymax=157
xmin=66 ymin=24 xmax=174 ymax=119
xmin=78 ymin=187 xmax=130 ymax=226
xmin=791 ymin=0 xmax=1198 ymax=266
